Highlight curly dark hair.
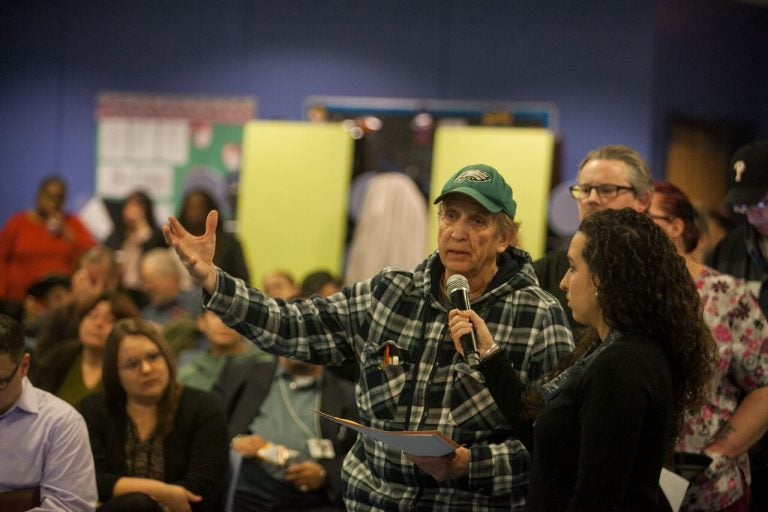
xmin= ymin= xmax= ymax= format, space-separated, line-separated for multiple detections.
xmin=576 ymin=208 xmax=716 ymax=431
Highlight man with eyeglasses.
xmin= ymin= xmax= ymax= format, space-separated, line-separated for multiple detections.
xmin=533 ymin=145 xmax=653 ymax=329
xmin=0 ymin=313 xmax=97 ymax=511
xmin=706 ymin=140 xmax=768 ymax=512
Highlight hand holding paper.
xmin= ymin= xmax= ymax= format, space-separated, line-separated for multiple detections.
xmin=316 ymin=411 xmax=458 ymax=457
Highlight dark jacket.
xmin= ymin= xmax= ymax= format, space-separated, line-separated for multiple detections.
xmin=707 ymin=223 xmax=768 ymax=317
xmin=213 ymin=358 xmax=358 ymax=505
xmin=32 ymin=338 xmax=82 ymax=395
xmin=527 ymin=333 xmax=673 ymax=512
xmin=78 ymin=387 xmax=229 ymax=512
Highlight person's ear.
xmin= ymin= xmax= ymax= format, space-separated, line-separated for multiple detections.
xmin=669 ymin=217 xmax=686 ymax=239
xmin=636 ymin=189 xmax=653 ymax=213
xmin=495 ymin=230 xmax=514 ymax=254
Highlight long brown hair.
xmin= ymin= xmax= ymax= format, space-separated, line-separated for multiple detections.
xmin=102 ymin=318 xmax=181 ymax=439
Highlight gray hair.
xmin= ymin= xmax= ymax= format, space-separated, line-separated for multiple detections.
xmin=578 ymin=145 xmax=653 ymax=197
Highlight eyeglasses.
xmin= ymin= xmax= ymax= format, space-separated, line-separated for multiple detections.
xmin=118 ymin=351 xmax=164 ymax=372
xmin=732 ymin=201 xmax=768 ymax=215
xmin=0 ymin=358 xmax=23 ymax=391
xmin=569 ymin=184 xmax=635 ymax=201
xmin=648 ymin=214 xmax=676 ymax=223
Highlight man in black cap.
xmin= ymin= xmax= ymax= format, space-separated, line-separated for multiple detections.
xmin=707 ymin=140 xmax=768 ymax=511
xmin=708 ymin=141 xmax=768 ymax=315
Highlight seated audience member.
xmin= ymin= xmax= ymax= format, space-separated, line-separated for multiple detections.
xmin=262 ymin=270 xmax=300 ymax=300
xmin=105 ymin=190 xmax=167 ymax=292
xmin=79 ymin=318 xmax=229 ymax=512
xmin=650 ymin=181 xmax=768 ymax=510
xmin=139 ymin=248 xmax=199 ymax=326
xmin=23 ymin=274 xmax=72 ymax=342
xmin=36 ymin=246 xmax=126 ymax=356
xmin=33 ymin=291 xmax=139 ymax=406
xmin=178 ymin=188 xmax=251 ymax=283
xmin=215 ymin=356 xmax=358 ymax=511
xmin=178 ymin=309 xmax=273 ymax=392
xmin=300 ymin=270 xmax=342 ymax=298
xmin=0 ymin=175 xmax=96 ymax=303
xmin=299 ymin=270 xmax=356 ymax=383
xmin=0 ymin=314 xmax=97 ymax=511
xmin=137 ymin=247 xmax=201 ymax=356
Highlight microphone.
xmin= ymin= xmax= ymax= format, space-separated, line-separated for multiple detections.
xmin=446 ymin=274 xmax=480 ymax=368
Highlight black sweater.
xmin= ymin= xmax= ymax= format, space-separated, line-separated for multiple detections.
xmin=527 ymin=333 xmax=673 ymax=512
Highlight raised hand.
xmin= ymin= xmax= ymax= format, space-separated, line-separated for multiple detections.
xmin=162 ymin=210 xmax=218 ymax=293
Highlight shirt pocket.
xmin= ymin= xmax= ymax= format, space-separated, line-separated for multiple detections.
xmin=359 ymin=340 xmax=413 ymax=422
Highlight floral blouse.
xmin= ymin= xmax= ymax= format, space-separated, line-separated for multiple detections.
xmin=676 ymin=267 xmax=768 ymax=510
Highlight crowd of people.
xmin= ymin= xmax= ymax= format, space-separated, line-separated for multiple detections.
xmin=1 ymin=142 xmax=768 ymax=512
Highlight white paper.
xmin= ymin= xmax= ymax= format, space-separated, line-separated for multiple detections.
xmin=97 ymin=162 xmax=174 ymax=198
xmin=77 ymin=196 xmax=114 ymax=242
xmin=98 ymin=118 xmax=129 ymax=159
xmin=128 ymin=119 xmax=158 ymax=159
xmin=659 ymin=467 xmax=690 ymax=512
xmin=316 ymin=411 xmax=458 ymax=457
xmin=158 ymin=119 xmax=189 ymax=163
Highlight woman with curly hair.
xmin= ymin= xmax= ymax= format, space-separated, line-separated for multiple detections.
xmin=450 ymin=208 xmax=717 ymax=511
xmin=650 ymin=182 xmax=768 ymax=511
xmin=78 ymin=318 xmax=229 ymax=512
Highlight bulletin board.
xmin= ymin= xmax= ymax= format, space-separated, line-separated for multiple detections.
xmin=430 ymin=126 xmax=555 ymax=260
xmin=92 ymin=92 xmax=255 ymax=238
xmin=237 ymin=121 xmax=354 ymax=287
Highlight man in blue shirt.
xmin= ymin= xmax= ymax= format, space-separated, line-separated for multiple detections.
xmin=0 ymin=313 xmax=97 ymax=511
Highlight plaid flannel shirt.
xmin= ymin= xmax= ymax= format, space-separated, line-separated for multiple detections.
xmin=206 ymin=247 xmax=573 ymax=511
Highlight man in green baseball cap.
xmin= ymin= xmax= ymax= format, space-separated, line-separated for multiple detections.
xmin=434 ymin=163 xmax=517 ymax=219
xmin=433 ymin=163 xmax=519 ymax=297
xmin=162 ymin=161 xmax=572 ymax=511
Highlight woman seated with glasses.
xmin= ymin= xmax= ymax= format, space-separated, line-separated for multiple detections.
xmin=78 ymin=318 xmax=229 ymax=512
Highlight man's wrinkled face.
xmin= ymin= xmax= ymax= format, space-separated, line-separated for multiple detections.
xmin=437 ymin=195 xmax=510 ymax=284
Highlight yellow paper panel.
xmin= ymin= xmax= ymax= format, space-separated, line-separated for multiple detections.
xmin=237 ymin=121 xmax=353 ymax=288
xmin=430 ymin=127 xmax=555 ymax=260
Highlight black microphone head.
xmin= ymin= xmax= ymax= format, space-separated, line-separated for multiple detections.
xmin=446 ymin=274 xmax=469 ymax=296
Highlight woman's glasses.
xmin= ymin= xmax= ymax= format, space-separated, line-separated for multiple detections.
xmin=118 ymin=351 xmax=164 ymax=372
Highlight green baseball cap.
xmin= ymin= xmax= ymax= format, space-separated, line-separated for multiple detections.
xmin=433 ymin=164 xmax=517 ymax=219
